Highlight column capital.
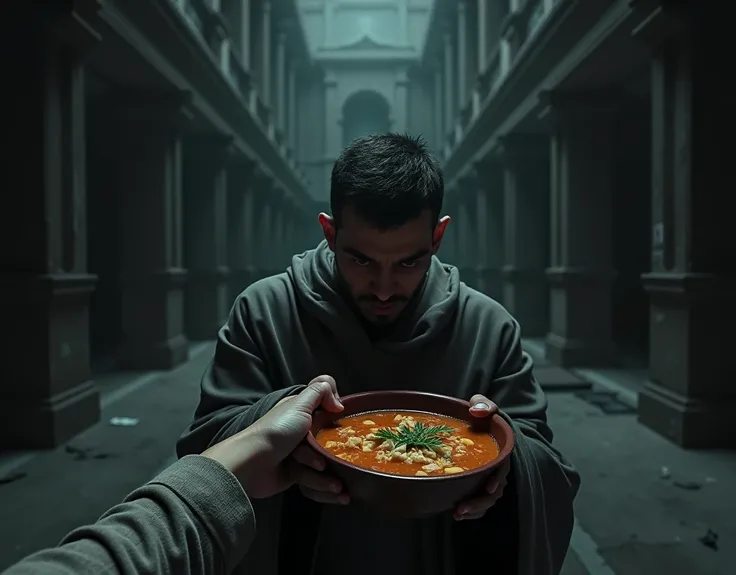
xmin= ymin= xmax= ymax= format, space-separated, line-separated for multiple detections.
xmin=537 ymin=90 xmax=620 ymax=131
xmin=494 ymin=133 xmax=547 ymax=166
xmin=629 ymin=0 xmax=690 ymax=48
xmin=46 ymin=0 xmax=103 ymax=58
xmin=114 ymin=89 xmax=195 ymax=134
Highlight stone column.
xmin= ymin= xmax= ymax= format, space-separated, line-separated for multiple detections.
xmin=272 ymin=191 xmax=285 ymax=268
xmin=631 ymin=1 xmax=736 ymax=448
xmin=112 ymin=91 xmax=190 ymax=370
xmin=455 ymin=184 xmax=477 ymax=288
xmin=288 ymin=62 xmax=298 ymax=152
xmin=443 ymin=30 xmax=454 ymax=136
xmin=183 ymin=135 xmax=231 ymax=340
xmin=541 ymin=91 xmax=618 ymax=366
xmin=474 ymin=159 xmax=505 ymax=302
xmin=398 ymin=0 xmax=409 ymax=38
xmin=433 ymin=62 xmax=443 ymax=153
xmin=457 ymin=1 xmax=468 ymax=108
xmin=253 ymin=172 xmax=273 ymax=280
xmin=324 ymin=72 xmax=340 ymax=184
xmin=226 ymin=157 xmax=255 ymax=305
xmin=497 ymin=134 xmax=550 ymax=337
xmin=239 ymin=0 xmax=251 ymax=68
xmin=0 ymin=5 xmax=101 ymax=448
xmin=440 ymin=191 xmax=457 ymax=265
xmin=261 ymin=0 xmax=271 ymax=106
xmin=275 ymin=31 xmax=286 ymax=133
xmin=478 ymin=0 xmax=488 ymax=72
xmin=394 ymin=70 xmax=409 ymax=132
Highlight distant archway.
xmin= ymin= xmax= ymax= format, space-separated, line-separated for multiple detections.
xmin=342 ymin=90 xmax=391 ymax=147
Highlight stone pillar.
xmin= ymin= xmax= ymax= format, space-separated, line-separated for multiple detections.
xmin=455 ymin=184 xmax=477 ymax=288
xmin=478 ymin=0 xmax=488 ymax=72
xmin=0 ymin=5 xmax=101 ymax=448
xmin=474 ymin=160 xmax=505 ymax=302
xmin=226 ymin=157 xmax=255 ymax=305
xmin=324 ymin=0 xmax=335 ymax=46
xmin=275 ymin=31 xmax=286 ymax=133
xmin=394 ymin=70 xmax=409 ymax=132
xmin=457 ymin=1 xmax=468 ymax=108
xmin=443 ymin=31 xmax=454 ymax=135
xmin=288 ymin=62 xmax=298 ymax=152
xmin=113 ymin=92 xmax=190 ymax=370
xmin=631 ymin=1 xmax=736 ymax=448
xmin=398 ymin=0 xmax=409 ymax=38
xmin=240 ymin=0 xmax=251 ymax=68
xmin=439 ymin=192 xmax=455 ymax=265
xmin=541 ymin=92 xmax=618 ymax=365
xmin=183 ymin=135 xmax=232 ymax=340
xmin=253 ymin=172 xmax=273 ymax=280
xmin=272 ymin=191 xmax=285 ymax=268
xmin=497 ymin=134 xmax=550 ymax=337
xmin=324 ymin=71 xmax=340 ymax=184
xmin=433 ymin=63 xmax=443 ymax=153
xmin=261 ymin=0 xmax=271 ymax=106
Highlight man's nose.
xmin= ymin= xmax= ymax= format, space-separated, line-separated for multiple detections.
xmin=372 ymin=270 xmax=395 ymax=301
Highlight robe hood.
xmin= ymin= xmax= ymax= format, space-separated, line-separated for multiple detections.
xmin=287 ymin=241 xmax=460 ymax=351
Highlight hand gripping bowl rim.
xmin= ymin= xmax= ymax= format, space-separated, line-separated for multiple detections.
xmin=306 ymin=390 xmax=515 ymax=482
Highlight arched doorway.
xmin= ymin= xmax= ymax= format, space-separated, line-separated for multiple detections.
xmin=342 ymin=90 xmax=391 ymax=146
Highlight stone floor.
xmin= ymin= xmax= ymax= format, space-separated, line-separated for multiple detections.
xmin=0 ymin=343 xmax=734 ymax=574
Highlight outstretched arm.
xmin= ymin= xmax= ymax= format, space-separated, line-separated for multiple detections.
xmin=4 ymin=456 xmax=254 ymax=575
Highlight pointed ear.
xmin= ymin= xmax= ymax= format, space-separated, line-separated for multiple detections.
xmin=318 ymin=213 xmax=336 ymax=250
xmin=431 ymin=216 xmax=450 ymax=253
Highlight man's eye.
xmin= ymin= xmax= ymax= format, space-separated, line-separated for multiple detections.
xmin=353 ymin=258 xmax=370 ymax=267
xmin=401 ymin=260 xmax=418 ymax=268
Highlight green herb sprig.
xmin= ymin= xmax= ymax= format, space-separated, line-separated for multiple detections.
xmin=374 ymin=422 xmax=454 ymax=450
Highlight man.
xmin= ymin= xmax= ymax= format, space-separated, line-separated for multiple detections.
xmin=177 ymin=133 xmax=580 ymax=575
xmin=3 ymin=379 xmax=343 ymax=575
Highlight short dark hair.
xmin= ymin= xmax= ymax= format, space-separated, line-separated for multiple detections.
xmin=330 ymin=133 xmax=444 ymax=229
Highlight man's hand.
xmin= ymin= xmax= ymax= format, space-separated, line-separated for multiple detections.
xmin=202 ymin=375 xmax=344 ymax=499
xmin=453 ymin=394 xmax=512 ymax=521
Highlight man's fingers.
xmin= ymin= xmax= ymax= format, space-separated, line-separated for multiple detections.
xmin=303 ymin=375 xmax=344 ymax=413
xmin=299 ymin=486 xmax=350 ymax=505
xmin=468 ymin=394 xmax=498 ymax=417
xmin=287 ymin=460 xmax=343 ymax=494
xmin=454 ymin=490 xmax=503 ymax=520
xmin=293 ymin=379 xmax=343 ymax=415
xmin=291 ymin=444 xmax=326 ymax=471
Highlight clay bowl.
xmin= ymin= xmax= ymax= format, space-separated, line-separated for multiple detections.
xmin=306 ymin=390 xmax=514 ymax=519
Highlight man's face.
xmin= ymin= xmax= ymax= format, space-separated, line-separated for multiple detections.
xmin=320 ymin=207 xmax=449 ymax=324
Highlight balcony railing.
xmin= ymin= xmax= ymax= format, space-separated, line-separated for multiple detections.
xmin=170 ymin=0 xmax=305 ymax=183
xmin=444 ymin=0 xmax=561 ymax=159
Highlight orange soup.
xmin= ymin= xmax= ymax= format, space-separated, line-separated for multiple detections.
xmin=315 ymin=410 xmax=499 ymax=477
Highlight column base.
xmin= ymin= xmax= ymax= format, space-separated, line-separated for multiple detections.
xmin=186 ymin=266 xmax=230 ymax=340
xmin=544 ymin=332 xmax=617 ymax=367
xmin=476 ymin=266 xmax=504 ymax=301
xmin=0 ymin=273 xmax=101 ymax=449
xmin=638 ymin=381 xmax=736 ymax=448
xmin=545 ymin=266 xmax=617 ymax=367
xmin=120 ymin=268 xmax=189 ymax=369
xmin=119 ymin=333 xmax=190 ymax=371
xmin=638 ymin=272 xmax=736 ymax=448
xmin=502 ymin=266 xmax=548 ymax=337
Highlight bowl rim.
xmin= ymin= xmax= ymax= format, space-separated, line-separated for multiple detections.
xmin=306 ymin=390 xmax=515 ymax=482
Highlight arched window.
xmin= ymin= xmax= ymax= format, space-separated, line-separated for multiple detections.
xmin=341 ymin=90 xmax=391 ymax=147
